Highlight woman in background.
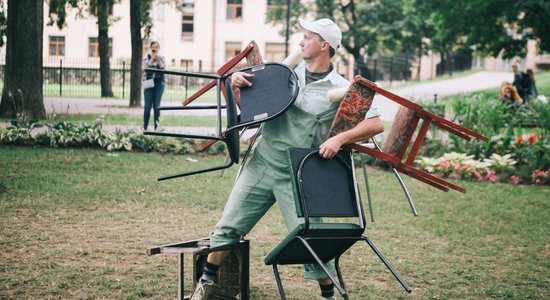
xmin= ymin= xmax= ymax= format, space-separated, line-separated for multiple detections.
xmin=142 ymin=41 xmax=166 ymax=131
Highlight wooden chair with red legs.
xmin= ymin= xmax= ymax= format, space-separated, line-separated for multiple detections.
xmin=328 ymin=75 xmax=489 ymax=216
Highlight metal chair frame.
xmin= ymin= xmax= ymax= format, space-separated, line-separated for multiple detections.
xmin=144 ymin=63 xmax=299 ymax=180
xmin=265 ymin=148 xmax=411 ymax=299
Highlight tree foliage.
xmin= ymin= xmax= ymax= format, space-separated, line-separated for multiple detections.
xmin=269 ymin=0 xmax=548 ymax=63
xmin=417 ymin=0 xmax=550 ymax=58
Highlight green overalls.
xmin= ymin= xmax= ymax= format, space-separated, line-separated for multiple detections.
xmin=210 ymin=62 xmax=349 ymax=280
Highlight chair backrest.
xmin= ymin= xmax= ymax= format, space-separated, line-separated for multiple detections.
xmin=227 ymin=62 xmax=299 ymax=131
xmin=288 ymin=148 xmax=364 ymax=225
xmin=380 ymin=106 xmax=419 ymax=159
xmin=328 ymin=77 xmax=375 ymax=137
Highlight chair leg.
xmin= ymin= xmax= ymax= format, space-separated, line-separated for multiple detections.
xmin=390 ymin=166 xmax=418 ymax=216
xmin=272 ymin=264 xmax=287 ymax=300
xmin=360 ymin=154 xmax=375 ymax=222
xmin=220 ymin=127 xmax=249 ymax=177
xmin=235 ymin=124 xmax=264 ymax=181
xmin=334 ymin=255 xmax=346 ymax=291
xmin=296 ymin=237 xmax=349 ymax=299
xmin=362 ymin=236 xmax=411 ymax=293
xmin=372 ymin=138 xmax=418 ymax=217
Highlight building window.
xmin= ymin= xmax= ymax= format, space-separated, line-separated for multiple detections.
xmin=89 ymin=1 xmax=114 ymax=16
xmin=267 ymin=0 xmax=287 ymax=21
xmin=181 ymin=1 xmax=194 ymax=40
xmin=88 ymin=37 xmax=113 ymax=57
xmin=227 ymin=0 xmax=243 ymax=20
xmin=49 ymin=36 xmax=65 ymax=56
xmin=225 ymin=42 xmax=242 ymax=61
xmin=265 ymin=43 xmax=285 ymax=63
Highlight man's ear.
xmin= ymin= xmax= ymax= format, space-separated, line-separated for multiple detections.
xmin=321 ymin=41 xmax=331 ymax=52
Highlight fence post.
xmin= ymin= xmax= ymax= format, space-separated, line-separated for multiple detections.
xmin=185 ymin=61 xmax=189 ymax=99
xmin=199 ymin=60 xmax=202 ymax=73
xmin=389 ymin=57 xmax=394 ymax=86
xmin=450 ymin=56 xmax=454 ymax=77
xmin=59 ymin=59 xmax=63 ymax=96
xmin=373 ymin=59 xmax=377 ymax=82
xmin=122 ymin=61 xmax=126 ymax=99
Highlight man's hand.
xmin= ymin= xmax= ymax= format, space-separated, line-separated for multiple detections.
xmin=231 ymin=72 xmax=254 ymax=88
xmin=230 ymin=72 xmax=255 ymax=106
xmin=318 ymin=116 xmax=385 ymax=159
xmin=319 ymin=135 xmax=344 ymax=159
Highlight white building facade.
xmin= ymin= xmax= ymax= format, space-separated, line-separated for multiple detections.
xmin=40 ymin=0 xmax=304 ymax=73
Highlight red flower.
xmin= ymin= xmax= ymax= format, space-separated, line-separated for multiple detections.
xmin=514 ymin=136 xmax=524 ymax=145
xmin=528 ymin=134 xmax=537 ymax=144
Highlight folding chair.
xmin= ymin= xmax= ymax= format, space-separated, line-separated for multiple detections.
xmin=327 ymin=79 xmax=418 ymax=220
xmin=339 ymin=76 xmax=489 ymax=194
xmin=144 ymin=62 xmax=299 ymax=180
xmin=264 ymin=148 xmax=411 ymax=300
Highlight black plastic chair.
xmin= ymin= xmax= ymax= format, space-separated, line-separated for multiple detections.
xmin=264 ymin=148 xmax=411 ymax=299
xmin=144 ymin=62 xmax=299 ymax=180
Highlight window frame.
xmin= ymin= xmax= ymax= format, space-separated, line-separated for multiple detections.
xmin=49 ymin=36 xmax=65 ymax=57
xmin=88 ymin=37 xmax=113 ymax=58
xmin=227 ymin=0 xmax=243 ymax=20
xmin=181 ymin=1 xmax=195 ymax=40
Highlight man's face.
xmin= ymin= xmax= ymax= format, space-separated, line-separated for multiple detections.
xmin=299 ymin=30 xmax=328 ymax=61
xmin=512 ymin=65 xmax=518 ymax=73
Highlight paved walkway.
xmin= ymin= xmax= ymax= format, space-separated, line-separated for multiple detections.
xmin=42 ymin=71 xmax=512 ymax=123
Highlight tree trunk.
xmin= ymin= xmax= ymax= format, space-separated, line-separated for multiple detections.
xmin=129 ymin=0 xmax=142 ymax=107
xmin=98 ymin=0 xmax=113 ymax=97
xmin=0 ymin=0 xmax=44 ymax=119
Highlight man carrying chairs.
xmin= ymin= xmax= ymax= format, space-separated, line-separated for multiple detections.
xmin=190 ymin=19 xmax=388 ymax=300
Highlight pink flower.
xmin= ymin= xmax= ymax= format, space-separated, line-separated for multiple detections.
xmin=509 ymin=175 xmax=522 ymax=185
xmin=535 ymin=179 xmax=543 ymax=185
xmin=473 ymin=170 xmax=483 ymax=181
xmin=454 ymin=163 xmax=462 ymax=171
xmin=484 ymin=169 xmax=497 ymax=183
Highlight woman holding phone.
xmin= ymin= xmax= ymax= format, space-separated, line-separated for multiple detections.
xmin=142 ymin=41 xmax=166 ymax=131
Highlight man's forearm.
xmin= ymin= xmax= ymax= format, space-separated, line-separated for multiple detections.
xmin=335 ymin=116 xmax=384 ymax=145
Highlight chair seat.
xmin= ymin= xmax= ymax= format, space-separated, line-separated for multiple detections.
xmin=264 ymin=223 xmax=364 ymax=265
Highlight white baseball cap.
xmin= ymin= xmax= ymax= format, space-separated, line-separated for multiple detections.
xmin=299 ymin=18 xmax=342 ymax=50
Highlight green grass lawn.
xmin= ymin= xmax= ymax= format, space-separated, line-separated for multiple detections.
xmin=1 ymin=146 xmax=548 ymax=299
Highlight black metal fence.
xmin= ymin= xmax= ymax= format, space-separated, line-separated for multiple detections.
xmin=0 ymin=58 xmax=220 ymax=102
xmin=355 ymin=54 xmax=413 ymax=85
xmin=0 ymin=53 xmax=473 ymax=100
xmin=436 ymin=54 xmax=472 ymax=76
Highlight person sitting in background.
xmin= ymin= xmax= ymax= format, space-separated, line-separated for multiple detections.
xmin=526 ymin=69 xmax=538 ymax=98
xmin=512 ymin=63 xmax=532 ymax=103
xmin=499 ymin=83 xmax=523 ymax=106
